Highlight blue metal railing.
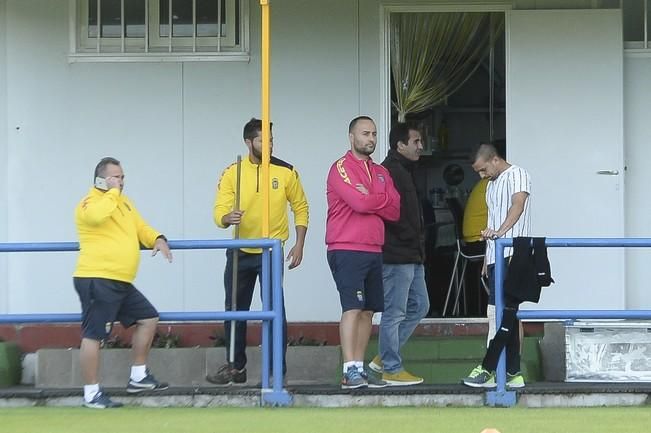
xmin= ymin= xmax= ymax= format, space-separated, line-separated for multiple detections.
xmin=0 ymin=239 xmax=291 ymax=406
xmin=489 ymin=237 xmax=651 ymax=407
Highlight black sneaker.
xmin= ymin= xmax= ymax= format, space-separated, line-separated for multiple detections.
xmin=206 ymin=363 xmax=247 ymax=386
xmin=126 ymin=370 xmax=169 ymax=393
xmin=84 ymin=391 xmax=123 ymax=409
xmin=360 ymin=369 xmax=388 ymax=388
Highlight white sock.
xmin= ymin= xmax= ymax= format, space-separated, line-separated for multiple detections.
xmin=355 ymin=361 xmax=364 ymax=373
xmin=130 ymin=364 xmax=147 ymax=382
xmin=487 ymin=304 xmax=497 ymax=348
xmin=343 ymin=361 xmax=356 ymax=374
xmin=84 ymin=383 xmax=100 ymax=402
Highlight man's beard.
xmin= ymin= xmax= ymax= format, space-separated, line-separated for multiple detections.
xmin=252 ymin=146 xmax=271 ymax=161
xmin=354 ymin=142 xmax=375 ymax=156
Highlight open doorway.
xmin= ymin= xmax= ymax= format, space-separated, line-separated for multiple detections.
xmin=386 ymin=11 xmax=506 ymax=318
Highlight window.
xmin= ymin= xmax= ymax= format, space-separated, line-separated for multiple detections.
xmin=74 ymin=0 xmax=248 ymax=60
xmin=623 ymin=0 xmax=651 ymax=49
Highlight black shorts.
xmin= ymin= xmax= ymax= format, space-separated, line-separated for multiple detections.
xmin=327 ymin=250 xmax=384 ymax=313
xmin=73 ymin=277 xmax=159 ymax=341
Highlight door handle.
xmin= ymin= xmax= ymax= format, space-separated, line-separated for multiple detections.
xmin=596 ymin=170 xmax=619 ymax=175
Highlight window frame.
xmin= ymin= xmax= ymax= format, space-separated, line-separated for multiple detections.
xmin=623 ymin=0 xmax=651 ymax=52
xmin=70 ymin=0 xmax=249 ymax=62
xmin=149 ymin=0 xmax=237 ymax=50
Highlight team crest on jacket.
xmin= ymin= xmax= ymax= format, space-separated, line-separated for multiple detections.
xmin=272 ymin=178 xmax=279 ymax=189
xmin=377 ymin=174 xmax=385 ymax=183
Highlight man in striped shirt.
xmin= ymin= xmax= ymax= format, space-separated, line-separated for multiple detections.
xmin=462 ymin=143 xmax=531 ymax=389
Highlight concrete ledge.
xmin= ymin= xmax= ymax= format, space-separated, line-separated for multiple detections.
xmin=3 ymin=385 xmax=651 ymax=408
xmin=292 ymin=393 xmax=485 ymax=407
xmin=518 ymin=393 xmax=650 ymax=408
xmin=36 ymin=346 xmax=341 ymax=388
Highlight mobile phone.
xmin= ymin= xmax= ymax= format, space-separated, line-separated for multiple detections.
xmin=94 ymin=176 xmax=108 ymax=191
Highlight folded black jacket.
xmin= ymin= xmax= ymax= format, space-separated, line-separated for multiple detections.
xmin=504 ymin=237 xmax=554 ymax=303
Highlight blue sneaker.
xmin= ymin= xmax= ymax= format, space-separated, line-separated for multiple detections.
xmin=84 ymin=391 xmax=123 ymax=409
xmin=341 ymin=366 xmax=367 ymax=390
xmin=127 ymin=370 xmax=169 ymax=393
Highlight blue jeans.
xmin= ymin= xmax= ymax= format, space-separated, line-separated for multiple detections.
xmin=379 ymin=264 xmax=430 ymax=374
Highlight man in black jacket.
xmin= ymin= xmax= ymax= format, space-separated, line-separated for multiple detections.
xmin=368 ymin=123 xmax=429 ymax=386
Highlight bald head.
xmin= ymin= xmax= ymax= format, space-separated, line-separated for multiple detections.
xmin=480 ymin=429 xmax=502 ymax=433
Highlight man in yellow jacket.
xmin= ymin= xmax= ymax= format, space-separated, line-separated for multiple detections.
xmin=73 ymin=157 xmax=173 ymax=408
xmin=462 ymin=178 xmax=489 ymax=244
xmin=207 ymin=118 xmax=309 ymax=385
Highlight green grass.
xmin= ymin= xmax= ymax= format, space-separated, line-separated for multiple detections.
xmin=1 ymin=407 xmax=650 ymax=433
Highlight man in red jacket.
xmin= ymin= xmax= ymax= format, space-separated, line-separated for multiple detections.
xmin=326 ymin=116 xmax=401 ymax=389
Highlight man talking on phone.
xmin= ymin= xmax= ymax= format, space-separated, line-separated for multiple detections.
xmin=73 ymin=157 xmax=173 ymax=408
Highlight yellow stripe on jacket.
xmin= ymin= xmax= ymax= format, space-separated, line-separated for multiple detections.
xmin=213 ymin=156 xmax=309 ymax=254
xmin=73 ymin=187 xmax=161 ymax=283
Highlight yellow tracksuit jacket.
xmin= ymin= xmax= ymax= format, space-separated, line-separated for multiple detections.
xmin=214 ymin=156 xmax=309 ymax=253
xmin=73 ymin=187 xmax=161 ymax=283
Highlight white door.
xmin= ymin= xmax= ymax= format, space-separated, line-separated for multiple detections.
xmin=508 ymin=9 xmax=625 ymax=309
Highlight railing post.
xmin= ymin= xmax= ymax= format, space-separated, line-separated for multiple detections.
xmin=486 ymin=238 xmax=516 ymax=407
xmin=260 ymin=247 xmax=271 ymax=389
xmin=261 ymin=239 xmax=292 ymax=406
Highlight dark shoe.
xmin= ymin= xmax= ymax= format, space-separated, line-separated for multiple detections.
xmin=127 ymin=370 xmax=169 ymax=393
xmin=206 ymin=363 xmax=247 ymax=386
xmin=84 ymin=391 xmax=123 ymax=409
xmin=361 ymin=369 xmax=388 ymax=388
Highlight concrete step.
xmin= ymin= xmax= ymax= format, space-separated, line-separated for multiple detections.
xmin=36 ymin=346 xmax=341 ymax=388
xmin=35 ymin=336 xmax=544 ymax=388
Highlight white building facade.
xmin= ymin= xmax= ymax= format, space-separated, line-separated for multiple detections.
xmin=0 ymin=0 xmax=650 ymax=321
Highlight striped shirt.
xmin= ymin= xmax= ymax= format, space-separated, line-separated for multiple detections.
xmin=485 ymin=164 xmax=532 ymax=265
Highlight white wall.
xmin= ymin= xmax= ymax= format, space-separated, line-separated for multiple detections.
xmin=6 ymin=0 xmax=94 ymax=313
xmin=624 ymin=56 xmax=651 ymax=309
xmin=1 ymin=0 xmax=387 ymax=320
xmin=6 ymin=0 xmax=647 ymax=318
xmin=263 ymin=0 xmax=364 ymax=319
xmin=0 ymin=0 xmax=8 ymax=313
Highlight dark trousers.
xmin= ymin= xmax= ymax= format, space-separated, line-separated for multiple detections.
xmin=224 ymin=249 xmax=287 ymax=374
xmin=482 ymin=294 xmax=521 ymax=375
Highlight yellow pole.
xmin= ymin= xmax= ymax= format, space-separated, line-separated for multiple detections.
xmin=260 ymin=0 xmax=270 ymax=238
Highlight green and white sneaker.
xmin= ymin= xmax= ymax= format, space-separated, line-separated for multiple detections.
xmin=506 ymin=372 xmax=525 ymax=388
xmin=462 ymin=365 xmax=496 ymax=388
